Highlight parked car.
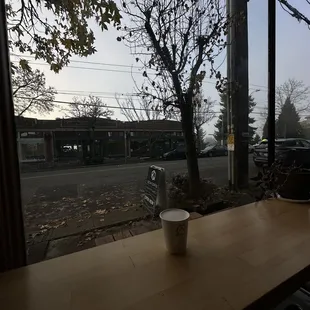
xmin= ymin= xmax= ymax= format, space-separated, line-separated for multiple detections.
xmin=253 ymin=138 xmax=310 ymax=167
xmin=199 ymin=145 xmax=228 ymax=157
xmin=253 ymin=139 xmax=268 ymax=148
xmin=162 ymin=146 xmax=187 ymax=160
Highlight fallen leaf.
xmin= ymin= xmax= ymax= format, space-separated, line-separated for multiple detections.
xmin=95 ymin=209 xmax=107 ymax=215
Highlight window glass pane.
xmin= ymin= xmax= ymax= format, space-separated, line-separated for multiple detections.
xmin=20 ymin=140 xmax=45 ymax=162
xmin=282 ymin=140 xmax=296 ymax=147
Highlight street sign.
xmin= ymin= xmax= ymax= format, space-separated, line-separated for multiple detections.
xmin=142 ymin=165 xmax=167 ymax=216
xmin=227 ymin=134 xmax=235 ymax=151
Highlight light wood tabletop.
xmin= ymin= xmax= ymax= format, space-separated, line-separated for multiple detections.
xmin=1 ymin=200 xmax=310 ymax=310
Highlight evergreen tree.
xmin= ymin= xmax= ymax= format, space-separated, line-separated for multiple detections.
xmin=214 ymin=93 xmax=257 ymax=143
xmin=276 ymin=97 xmax=303 ymax=138
xmin=213 ymin=93 xmax=227 ymax=143
xmin=196 ymin=127 xmax=207 ymax=151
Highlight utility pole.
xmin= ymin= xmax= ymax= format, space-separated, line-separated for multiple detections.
xmin=268 ymin=0 xmax=276 ymax=166
xmin=221 ymin=119 xmax=224 ymax=146
xmin=124 ymin=130 xmax=127 ymax=164
xmin=229 ymin=0 xmax=249 ymax=189
xmin=226 ymin=0 xmax=233 ymax=189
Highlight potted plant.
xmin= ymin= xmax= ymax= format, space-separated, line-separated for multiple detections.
xmin=255 ymin=149 xmax=310 ymax=201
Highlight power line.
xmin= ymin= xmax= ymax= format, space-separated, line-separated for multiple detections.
xmin=16 ymin=96 xmax=310 ymax=117
xmin=14 ymin=96 xmax=280 ymax=115
xmin=57 ymin=90 xmax=140 ymax=97
xmin=56 ymin=91 xmax=142 ymax=100
xmin=12 ymin=53 xmax=270 ymax=90
xmin=15 ymin=96 xmax=165 ymax=113
xmin=10 ymin=58 xmax=268 ymax=92
xmin=10 ymin=53 xmax=150 ymax=70
xmin=12 ymin=60 xmax=148 ymax=75
xmin=54 ymin=91 xmax=269 ymax=110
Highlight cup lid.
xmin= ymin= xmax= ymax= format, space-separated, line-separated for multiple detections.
xmin=160 ymin=209 xmax=189 ymax=222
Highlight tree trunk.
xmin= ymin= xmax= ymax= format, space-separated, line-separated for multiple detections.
xmin=181 ymin=105 xmax=200 ymax=197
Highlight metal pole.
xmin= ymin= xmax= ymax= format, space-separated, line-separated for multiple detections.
xmin=124 ymin=130 xmax=127 ymax=164
xmin=230 ymin=0 xmax=249 ymax=189
xmin=221 ymin=118 xmax=224 ymax=146
xmin=226 ymin=0 xmax=233 ymax=189
xmin=268 ymin=0 xmax=276 ymax=166
xmin=0 ymin=0 xmax=27 ymax=271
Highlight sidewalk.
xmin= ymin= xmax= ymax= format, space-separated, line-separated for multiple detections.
xmin=26 ymin=206 xmax=149 ymax=264
xmin=26 ymin=206 xmax=147 ymax=244
xmin=24 ymin=181 xmax=150 ymax=262
xmin=27 ymin=212 xmax=203 ymax=264
xmin=25 ymin=182 xmax=147 ymax=240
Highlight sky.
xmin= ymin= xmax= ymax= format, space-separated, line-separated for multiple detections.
xmin=11 ymin=0 xmax=310 ymax=137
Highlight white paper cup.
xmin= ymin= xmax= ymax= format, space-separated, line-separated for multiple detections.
xmin=160 ymin=208 xmax=190 ymax=254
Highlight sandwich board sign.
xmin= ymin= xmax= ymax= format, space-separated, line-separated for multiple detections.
xmin=142 ymin=165 xmax=167 ymax=216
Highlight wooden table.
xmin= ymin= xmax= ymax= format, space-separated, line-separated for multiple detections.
xmin=1 ymin=200 xmax=310 ymax=310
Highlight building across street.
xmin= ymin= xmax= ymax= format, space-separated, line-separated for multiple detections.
xmin=15 ymin=117 xmax=184 ymax=168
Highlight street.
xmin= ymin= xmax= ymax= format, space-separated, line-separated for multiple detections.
xmin=21 ymin=156 xmax=257 ymax=204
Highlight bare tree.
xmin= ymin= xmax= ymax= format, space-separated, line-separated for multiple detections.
xmin=66 ymin=95 xmax=113 ymax=120
xmin=65 ymin=95 xmax=113 ymax=158
xmin=278 ymin=0 xmax=310 ymax=28
xmin=261 ymin=78 xmax=310 ymax=127
xmin=115 ymin=94 xmax=161 ymax=121
xmin=120 ymin=0 xmax=227 ymax=195
xmin=12 ymin=66 xmax=56 ymax=116
xmin=276 ymin=78 xmax=310 ymax=112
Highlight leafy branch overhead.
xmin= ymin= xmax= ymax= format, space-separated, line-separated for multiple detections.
xmin=6 ymin=0 xmax=121 ymax=72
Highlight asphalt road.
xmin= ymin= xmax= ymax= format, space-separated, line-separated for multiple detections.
xmin=21 ymin=156 xmax=257 ymax=205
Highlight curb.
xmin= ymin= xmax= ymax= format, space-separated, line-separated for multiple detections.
xmin=46 ymin=213 xmax=150 ymax=242
xmin=20 ymin=158 xmax=160 ymax=174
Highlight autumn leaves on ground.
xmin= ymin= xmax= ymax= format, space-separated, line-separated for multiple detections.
xmin=24 ymin=183 xmax=144 ymax=246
